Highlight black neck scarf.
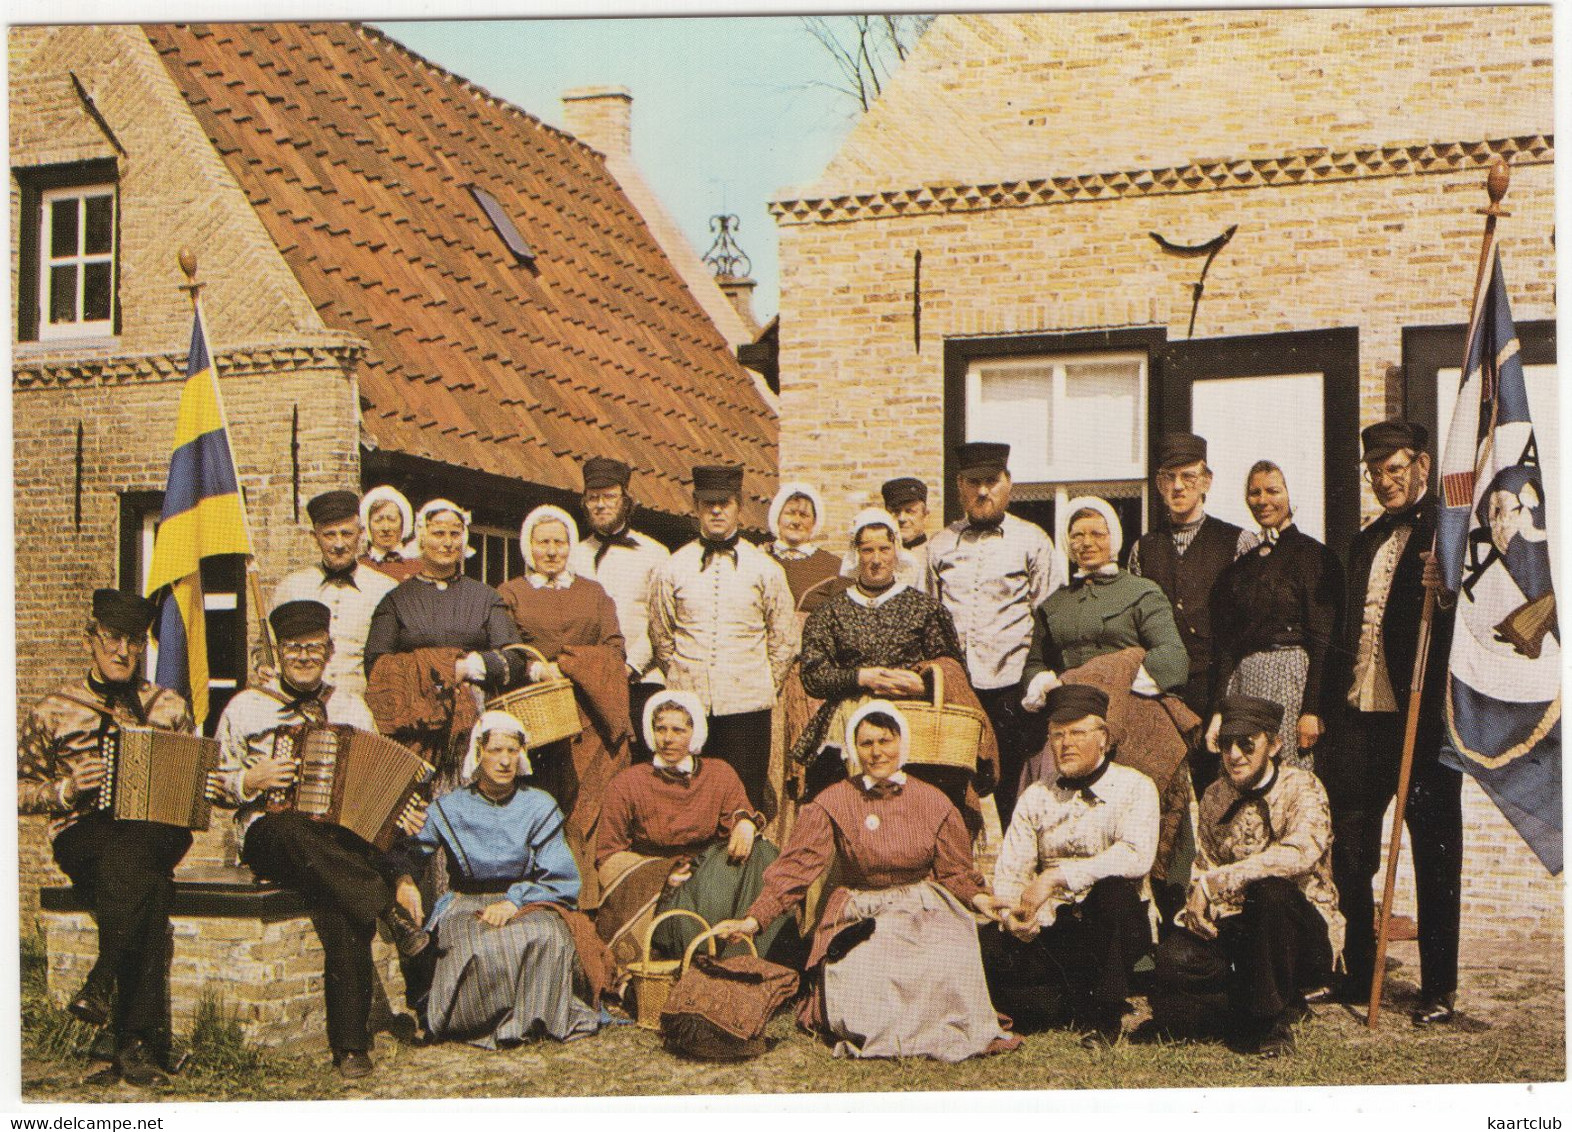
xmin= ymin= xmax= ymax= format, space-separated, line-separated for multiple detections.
xmin=280 ymin=677 xmax=329 ymax=725
xmin=1057 ymin=756 xmax=1111 ymax=803
xmin=88 ymin=672 xmax=147 ymax=725
xmin=1220 ymin=760 xmax=1280 ymax=837
xmin=700 ymin=533 xmax=740 ymax=571
xmin=593 ymin=526 xmax=641 ymax=567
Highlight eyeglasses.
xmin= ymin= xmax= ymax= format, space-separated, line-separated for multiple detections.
xmin=1363 ymin=458 xmax=1416 ymax=486
xmin=584 ymin=491 xmax=624 ymax=506
xmin=280 ymin=642 xmax=330 ymax=659
xmin=1155 ymin=470 xmax=1204 ymax=489
xmin=89 ymin=627 xmax=147 ymax=652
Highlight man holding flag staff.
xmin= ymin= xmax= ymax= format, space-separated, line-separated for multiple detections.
xmin=1323 ymin=419 xmax=1463 ymax=1025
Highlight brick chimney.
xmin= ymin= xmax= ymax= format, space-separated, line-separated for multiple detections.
xmin=715 ymin=276 xmax=759 ymax=336
xmin=561 ymin=86 xmax=632 ymax=159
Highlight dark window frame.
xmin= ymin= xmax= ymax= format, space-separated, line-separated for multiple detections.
xmin=1402 ymin=320 xmax=1557 ymax=448
xmin=1160 ymin=327 xmax=1362 ymax=557
xmin=468 ymin=183 xmax=536 ymax=267
xmin=118 ymin=489 xmax=248 ymax=733
xmin=15 ymin=158 xmax=121 ymax=342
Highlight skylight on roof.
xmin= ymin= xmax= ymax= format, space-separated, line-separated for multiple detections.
xmin=468 ymin=184 xmax=535 ymax=266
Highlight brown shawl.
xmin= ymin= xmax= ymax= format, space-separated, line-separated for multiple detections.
xmin=514 ymin=901 xmax=616 ymax=1009
xmin=364 ymin=646 xmax=480 ymax=778
xmin=1017 ymin=645 xmax=1199 ymax=879
xmin=533 ymin=644 xmax=633 ymax=909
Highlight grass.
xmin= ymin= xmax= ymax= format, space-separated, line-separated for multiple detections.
xmin=19 ymin=938 xmax=1565 ymax=1102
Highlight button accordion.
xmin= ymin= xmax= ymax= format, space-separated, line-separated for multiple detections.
xmin=96 ymin=726 xmax=221 ymax=831
xmin=265 ymin=725 xmax=435 ymax=850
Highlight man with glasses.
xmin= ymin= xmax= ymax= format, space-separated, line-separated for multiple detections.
xmin=18 ymin=589 xmax=195 ymax=1085
xmin=1321 ymin=419 xmax=1462 ymax=1026
xmin=1129 ymin=433 xmax=1257 ymax=791
xmin=213 ymin=599 xmax=429 ymax=1079
xmin=569 ymin=456 xmax=670 ymax=760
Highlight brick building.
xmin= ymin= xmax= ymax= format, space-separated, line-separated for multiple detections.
xmin=770 ymin=9 xmax=1558 ymax=938
xmin=10 ymin=22 xmax=777 ymax=924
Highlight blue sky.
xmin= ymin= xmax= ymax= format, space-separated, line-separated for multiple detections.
xmin=376 ymin=16 xmax=867 ymax=321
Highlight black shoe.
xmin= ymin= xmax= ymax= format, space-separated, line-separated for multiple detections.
xmin=1256 ymin=1021 xmax=1297 ymax=1059
xmin=333 ymin=1048 xmax=374 ymax=1080
xmin=83 ymin=1063 xmax=121 ymax=1086
xmin=67 ymin=974 xmax=114 ymax=1028
xmin=382 ymin=904 xmax=431 ymax=959
xmin=1410 ymin=995 xmax=1456 ymax=1027
xmin=86 ymin=1024 xmax=118 ymax=1063
xmin=117 ymin=1040 xmax=170 ymax=1087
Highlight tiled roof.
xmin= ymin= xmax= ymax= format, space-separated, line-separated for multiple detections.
xmin=145 ymin=22 xmax=777 ymax=522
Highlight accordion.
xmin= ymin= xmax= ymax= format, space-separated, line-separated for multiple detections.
xmin=96 ymin=726 xmax=220 ymax=831
xmin=265 ymin=725 xmax=435 ymax=851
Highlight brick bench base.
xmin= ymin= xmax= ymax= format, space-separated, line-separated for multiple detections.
xmin=40 ymin=867 xmax=408 ymax=1052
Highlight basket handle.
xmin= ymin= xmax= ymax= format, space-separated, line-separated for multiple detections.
xmin=681 ymin=924 xmax=757 ymax=974
xmin=925 ymin=662 xmax=945 ymax=709
xmin=640 ymin=907 xmax=711 ymax=966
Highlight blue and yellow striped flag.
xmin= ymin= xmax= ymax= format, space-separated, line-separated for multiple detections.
xmin=147 ymin=310 xmax=252 ymax=727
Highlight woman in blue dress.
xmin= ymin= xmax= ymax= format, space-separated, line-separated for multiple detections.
xmin=391 ymin=711 xmax=602 ymax=1048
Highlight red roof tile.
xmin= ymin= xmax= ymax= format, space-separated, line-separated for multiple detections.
xmin=146 ymin=21 xmax=777 ymax=522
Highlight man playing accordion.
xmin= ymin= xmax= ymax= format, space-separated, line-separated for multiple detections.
xmin=212 ymin=598 xmax=428 ymax=1080
xmin=18 ymin=589 xmax=195 ymax=1086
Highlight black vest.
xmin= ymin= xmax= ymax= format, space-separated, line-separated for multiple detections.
xmin=1135 ymin=515 xmax=1243 ymax=675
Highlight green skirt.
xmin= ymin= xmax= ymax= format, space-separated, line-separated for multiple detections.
xmin=652 ymin=840 xmax=789 ymax=961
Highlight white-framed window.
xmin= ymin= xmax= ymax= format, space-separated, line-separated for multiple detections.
xmin=965 ymin=350 xmax=1148 ymax=556
xmin=38 ymin=183 xmax=116 ymax=340
xmin=965 ymin=350 xmax=1147 ymax=485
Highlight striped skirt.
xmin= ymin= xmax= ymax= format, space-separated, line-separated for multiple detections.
xmin=426 ymin=897 xmax=601 ymax=1049
xmin=1224 ymin=646 xmax=1312 ymax=770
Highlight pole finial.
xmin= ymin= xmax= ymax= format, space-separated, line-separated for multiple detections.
xmin=177 ymin=248 xmax=204 ymax=305
xmin=1481 ymin=156 xmax=1511 ymax=218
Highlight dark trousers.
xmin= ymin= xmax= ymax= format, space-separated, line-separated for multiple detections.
xmin=1150 ymin=877 xmax=1333 ymax=1041
xmin=1323 ymin=711 xmax=1463 ymax=999
xmin=240 ymin=811 xmax=396 ymax=1054
xmin=975 ymin=684 xmax=1046 ymax=829
xmin=979 ymin=877 xmax=1148 ymax=1029
xmin=1180 ymin=669 xmax=1222 ymax=796
xmin=53 ymin=812 xmax=191 ymax=1047
xmin=707 ymin=708 xmax=774 ymax=817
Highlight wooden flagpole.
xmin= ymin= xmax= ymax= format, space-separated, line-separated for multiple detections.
xmin=1366 ymin=157 xmax=1510 ymax=1028
xmin=177 ymin=248 xmax=276 ymax=673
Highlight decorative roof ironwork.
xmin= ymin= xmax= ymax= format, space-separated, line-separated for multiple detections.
xmin=702 ymin=213 xmax=753 ymax=279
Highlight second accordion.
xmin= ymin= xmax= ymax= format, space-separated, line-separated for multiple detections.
xmin=97 ymin=725 xmax=221 ymax=831
xmin=265 ymin=724 xmax=435 ymax=850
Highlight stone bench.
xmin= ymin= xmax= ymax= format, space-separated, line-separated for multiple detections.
xmin=40 ymin=865 xmax=408 ymax=1052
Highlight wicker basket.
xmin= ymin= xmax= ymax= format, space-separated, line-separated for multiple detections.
xmin=487 ymin=645 xmax=581 ymax=748
xmin=895 ymin=665 xmax=987 ymax=771
xmin=627 ymin=909 xmax=711 ymax=1030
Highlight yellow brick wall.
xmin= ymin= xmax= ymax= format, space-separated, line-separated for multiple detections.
xmin=773 ymin=8 xmax=1558 ymax=940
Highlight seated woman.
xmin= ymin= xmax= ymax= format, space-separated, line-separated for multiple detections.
xmin=359 ymin=485 xmax=423 ymax=582
xmin=792 ymin=508 xmax=991 ymax=832
xmin=1208 ymin=461 xmax=1344 ymax=771
xmin=594 ymin=690 xmax=790 ymax=968
xmin=1019 ymin=496 xmax=1196 ymax=911
xmin=390 ymin=711 xmax=604 ymax=1049
xmin=497 ymin=504 xmax=633 ymax=906
xmin=716 ymin=702 xmax=1018 ymax=1063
